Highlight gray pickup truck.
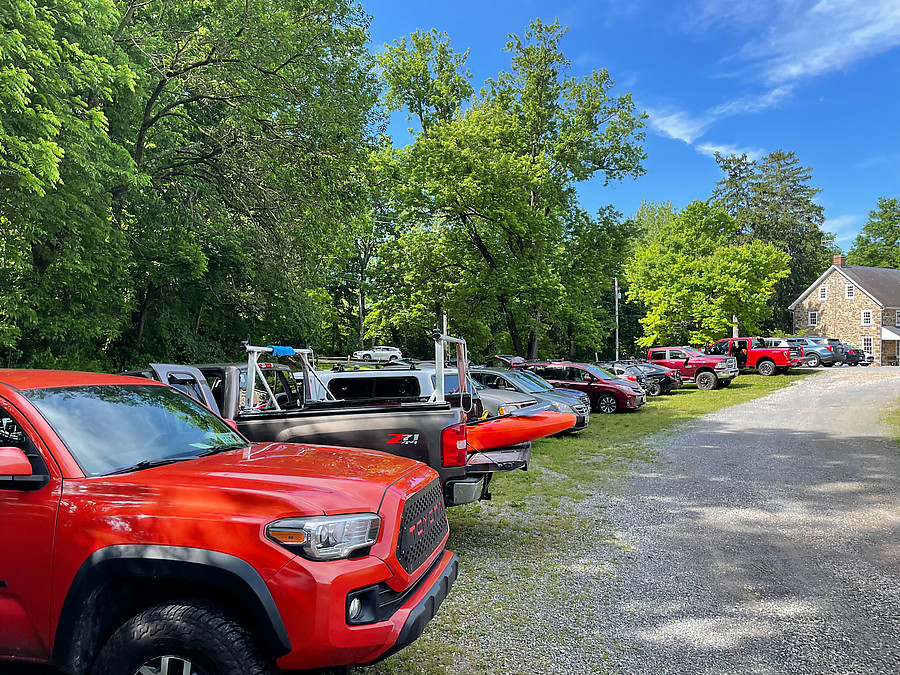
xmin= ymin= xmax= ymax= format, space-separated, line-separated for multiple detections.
xmin=131 ymin=360 xmax=515 ymax=507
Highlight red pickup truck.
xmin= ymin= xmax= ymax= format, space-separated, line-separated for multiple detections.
xmin=645 ymin=346 xmax=739 ymax=390
xmin=0 ymin=369 xmax=456 ymax=674
xmin=705 ymin=337 xmax=799 ymax=375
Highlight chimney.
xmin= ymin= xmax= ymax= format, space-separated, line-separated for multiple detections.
xmin=833 ymin=254 xmax=846 ymax=268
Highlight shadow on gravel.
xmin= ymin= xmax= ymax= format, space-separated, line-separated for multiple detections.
xmin=616 ymin=422 xmax=900 ymax=672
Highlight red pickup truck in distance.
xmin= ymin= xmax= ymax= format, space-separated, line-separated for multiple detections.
xmin=705 ymin=336 xmax=799 ymax=375
xmin=645 ymin=346 xmax=739 ymax=390
xmin=0 ymin=369 xmax=457 ymax=675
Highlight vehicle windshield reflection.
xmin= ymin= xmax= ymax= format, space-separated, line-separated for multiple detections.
xmin=24 ymin=384 xmax=248 ymax=477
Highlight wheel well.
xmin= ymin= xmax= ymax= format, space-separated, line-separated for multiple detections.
xmin=694 ymin=368 xmax=714 ymax=377
xmin=53 ymin=547 xmax=290 ymax=675
xmin=757 ymin=357 xmax=774 ymax=364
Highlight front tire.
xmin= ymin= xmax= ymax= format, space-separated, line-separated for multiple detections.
xmin=362 ymin=354 xmax=371 ymax=361
xmin=806 ymin=353 xmax=821 ymax=368
xmin=757 ymin=359 xmax=776 ymax=376
xmin=595 ymin=394 xmax=619 ymax=414
xmin=647 ymin=382 xmax=663 ymax=397
xmin=93 ymin=601 xmax=276 ymax=675
xmin=695 ymin=371 xmax=718 ymax=390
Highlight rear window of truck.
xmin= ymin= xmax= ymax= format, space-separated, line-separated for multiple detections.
xmin=327 ymin=377 xmax=421 ymax=400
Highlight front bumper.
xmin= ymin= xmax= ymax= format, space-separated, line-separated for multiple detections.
xmin=272 ymin=549 xmax=458 ymax=670
xmin=625 ymin=393 xmax=646 ymax=409
xmin=715 ymin=367 xmax=740 ymax=379
xmin=364 ymin=552 xmax=459 ymax=665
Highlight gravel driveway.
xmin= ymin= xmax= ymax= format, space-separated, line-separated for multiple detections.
xmin=590 ymin=366 xmax=900 ymax=675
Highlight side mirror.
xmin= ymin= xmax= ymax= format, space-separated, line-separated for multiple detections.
xmin=0 ymin=446 xmax=33 ymax=476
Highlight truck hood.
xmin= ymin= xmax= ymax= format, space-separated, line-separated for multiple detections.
xmin=92 ymin=442 xmax=426 ymax=517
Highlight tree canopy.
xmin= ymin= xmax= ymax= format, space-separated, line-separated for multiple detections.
xmin=847 ymin=198 xmax=900 ymax=269
xmin=625 ymin=201 xmax=790 ymax=346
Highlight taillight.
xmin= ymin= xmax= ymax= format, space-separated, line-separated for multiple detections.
xmin=626 ymin=375 xmax=637 ymax=381
xmin=441 ymin=422 xmax=467 ymax=467
xmin=825 ymin=346 xmax=833 ymax=352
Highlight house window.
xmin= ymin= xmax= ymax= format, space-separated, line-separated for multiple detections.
xmin=861 ymin=310 xmax=873 ymax=326
xmin=818 ymin=286 xmax=827 ymax=300
xmin=862 ymin=336 xmax=873 ymax=356
xmin=895 ymin=310 xmax=900 ymax=326
xmin=846 ymin=284 xmax=855 ymax=299
xmin=808 ymin=311 xmax=818 ymax=327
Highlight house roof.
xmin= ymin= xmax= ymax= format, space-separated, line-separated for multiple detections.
xmin=789 ymin=265 xmax=900 ymax=310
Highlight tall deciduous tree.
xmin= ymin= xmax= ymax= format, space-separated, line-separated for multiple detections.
xmin=624 ymin=201 xmax=790 ymax=346
xmin=847 ymin=197 xmax=900 ymax=268
xmin=374 ymin=20 xmax=646 ymax=357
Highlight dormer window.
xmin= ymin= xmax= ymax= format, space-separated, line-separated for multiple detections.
xmin=846 ymin=284 xmax=855 ymax=299
xmin=818 ymin=286 xmax=827 ymax=300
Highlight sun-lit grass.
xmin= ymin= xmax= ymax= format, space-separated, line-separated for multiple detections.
xmin=360 ymin=369 xmax=815 ymax=675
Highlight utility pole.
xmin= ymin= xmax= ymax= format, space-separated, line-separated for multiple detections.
xmin=615 ymin=276 xmax=620 ymax=361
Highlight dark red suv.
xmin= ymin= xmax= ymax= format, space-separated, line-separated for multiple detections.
xmin=512 ymin=361 xmax=646 ymax=414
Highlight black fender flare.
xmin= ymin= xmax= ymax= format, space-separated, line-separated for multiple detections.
xmin=54 ymin=544 xmax=291 ymax=674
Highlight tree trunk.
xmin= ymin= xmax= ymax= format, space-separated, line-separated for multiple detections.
xmin=527 ymin=310 xmax=542 ymax=359
xmin=732 ymin=314 xmax=739 ymax=338
xmin=357 ymin=288 xmax=365 ymax=348
xmin=499 ymin=296 xmax=525 ymax=356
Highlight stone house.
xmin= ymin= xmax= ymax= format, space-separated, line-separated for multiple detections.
xmin=789 ymin=255 xmax=900 ymax=366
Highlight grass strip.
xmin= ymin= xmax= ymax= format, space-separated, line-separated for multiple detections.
xmin=362 ymin=370 xmax=815 ymax=675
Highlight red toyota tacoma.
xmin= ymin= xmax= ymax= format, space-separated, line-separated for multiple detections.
xmin=645 ymin=346 xmax=739 ymax=390
xmin=0 ymin=369 xmax=456 ymax=674
xmin=705 ymin=336 xmax=799 ymax=375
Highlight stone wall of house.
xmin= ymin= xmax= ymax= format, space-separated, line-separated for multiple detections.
xmin=793 ymin=268 xmax=884 ymax=363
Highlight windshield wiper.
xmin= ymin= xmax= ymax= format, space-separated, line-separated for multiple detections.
xmin=197 ymin=443 xmax=248 ymax=456
xmin=106 ymin=457 xmax=186 ymax=476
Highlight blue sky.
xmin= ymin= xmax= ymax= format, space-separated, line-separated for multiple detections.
xmin=363 ymin=0 xmax=900 ymax=250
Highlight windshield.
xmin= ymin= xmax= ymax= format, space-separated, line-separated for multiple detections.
xmin=24 ymin=384 xmax=247 ymax=477
xmin=582 ymin=364 xmax=616 ymax=380
xmin=501 ymin=370 xmax=551 ymax=393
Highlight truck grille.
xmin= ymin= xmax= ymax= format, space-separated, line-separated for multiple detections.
xmin=396 ymin=480 xmax=448 ymax=573
xmin=572 ymin=402 xmax=588 ymax=415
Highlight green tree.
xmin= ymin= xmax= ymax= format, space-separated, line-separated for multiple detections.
xmin=375 ymin=20 xmax=646 ymax=357
xmin=712 ymin=150 xmax=832 ymax=332
xmin=624 ymin=201 xmax=790 ymax=347
xmin=847 ymin=197 xmax=900 ymax=268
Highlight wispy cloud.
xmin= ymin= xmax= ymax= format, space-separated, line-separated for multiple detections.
xmin=696 ymin=143 xmax=766 ymax=161
xmin=708 ymin=85 xmax=794 ymax=116
xmin=825 ymin=213 xmax=863 ymax=245
xmin=645 ymin=107 xmax=713 ymax=144
xmin=686 ymin=0 xmax=900 ymax=85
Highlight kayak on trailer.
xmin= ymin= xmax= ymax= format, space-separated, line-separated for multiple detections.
xmin=466 ymin=411 xmax=576 ymax=451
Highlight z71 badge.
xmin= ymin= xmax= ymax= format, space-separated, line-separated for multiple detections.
xmin=387 ymin=433 xmax=420 ymax=445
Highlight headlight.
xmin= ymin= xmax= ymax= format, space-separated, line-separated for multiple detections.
xmin=552 ymin=401 xmax=574 ymax=413
xmin=266 ymin=514 xmax=381 ymax=560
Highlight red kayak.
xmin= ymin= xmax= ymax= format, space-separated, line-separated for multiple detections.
xmin=466 ymin=411 xmax=576 ymax=451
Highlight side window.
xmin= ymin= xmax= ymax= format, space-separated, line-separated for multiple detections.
xmin=205 ymin=374 xmax=226 ymax=412
xmin=164 ymin=372 xmax=206 ymax=403
xmin=328 ymin=377 xmax=375 ymax=400
xmin=649 ymin=350 xmax=667 ymax=360
xmin=373 ymin=377 xmax=420 ymax=398
xmin=707 ymin=341 xmax=728 ymax=356
xmin=669 ymin=350 xmax=687 ymax=360
xmin=0 ymin=408 xmax=47 ymax=475
xmin=565 ymin=367 xmax=587 ymax=381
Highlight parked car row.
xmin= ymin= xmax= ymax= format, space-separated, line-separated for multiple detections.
xmin=0 ymin=330 xmax=822 ymax=674
xmin=764 ymin=336 xmax=872 ymax=367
